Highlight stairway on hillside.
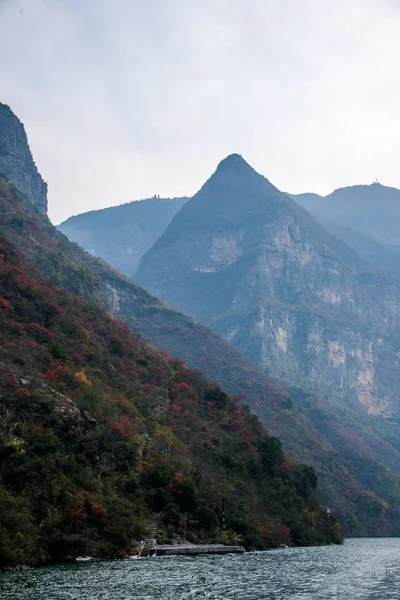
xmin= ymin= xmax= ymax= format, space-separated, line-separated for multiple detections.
xmin=140 ymin=513 xmax=160 ymax=557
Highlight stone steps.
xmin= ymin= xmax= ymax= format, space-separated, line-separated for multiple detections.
xmin=140 ymin=513 xmax=160 ymax=557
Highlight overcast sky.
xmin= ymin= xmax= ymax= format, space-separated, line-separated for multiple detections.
xmin=1 ymin=0 xmax=400 ymax=223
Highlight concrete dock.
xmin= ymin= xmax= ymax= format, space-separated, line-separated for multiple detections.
xmin=154 ymin=544 xmax=245 ymax=556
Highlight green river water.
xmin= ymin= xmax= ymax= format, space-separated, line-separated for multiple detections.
xmin=1 ymin=538 xmax=399 ymax=599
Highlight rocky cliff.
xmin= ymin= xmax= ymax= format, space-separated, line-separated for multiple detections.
xmin=135 ymin=155 xmax=400 ymax=517
xmin=136 ymin=155 xmax=400 ymax=420
xmin=0 ymin=103 xmax=47 ymax=213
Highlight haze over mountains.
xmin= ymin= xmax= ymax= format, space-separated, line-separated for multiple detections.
xmin=61 ymin=152 xmax=400 ymax=536
xmin=290 ymin=184 xmax=400 ymax=278
xmin=4 ymin=103 xmax=400 ymax=544
xmin=60 ymin=197 xmax=188 ymax=278
xmin=136 ymin=155 xmax=400 ymax=413
xmin=291 ymin=183 xmax=400 ymax=246
xmin=0 ymin=106 xmax=347 ymax=566
xmin=59 ymin=166 xmax=400 ymax=285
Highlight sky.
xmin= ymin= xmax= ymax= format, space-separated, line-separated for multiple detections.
xmin=1 ymin=0 xmax=400 ymax=224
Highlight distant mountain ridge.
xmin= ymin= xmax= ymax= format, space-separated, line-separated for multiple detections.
xmin=59 ymin=168 xmax=400 ymax=285
xmin=59 ymin=196 xmax=188 ymax=277
xmin=291 ymin=182 xmax=400 ymax=245
xmin=290 ymin=182 xmax=400 ymax=276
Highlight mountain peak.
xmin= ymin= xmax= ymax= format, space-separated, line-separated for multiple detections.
xmin=0 ymin=103 xmax=48 ymax=213
xmin=215 ymin=153 xmax=257 ymax=176
xmin=201 ymin=154 xmax=269 ymax=195
xmin=217 ymin=153 xmax=249 ymax=167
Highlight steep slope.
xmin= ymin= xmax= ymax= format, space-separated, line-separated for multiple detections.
xmin=2 ymin=106 xmax=399 ymax=538
xmin=1 ymin=150 xmax=395 ymax=538
xmin=290 ymin=184 xmax=400 ymax=278
xmin=135 ymin=154 xmax=400 ymax=534
xmin=0 ymin=176 xmax=366 ymax=534
xmin=58 ymin=196 xmax=187 ymax=278
xmin=136 ymin=156 xmax=400 ymax=416
xmin=0 ymin=178 xmax=343 ymax=567
xmin=0 ymin=103 xmax=47 ymax=213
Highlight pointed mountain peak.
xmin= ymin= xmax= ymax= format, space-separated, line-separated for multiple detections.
xmin=214 ymin=153 xmax=259 ymax=177
xmin=201 ymin=153 xmax=271 ymax=195
xmin=216 ymin=153 xmax=252 ymax=169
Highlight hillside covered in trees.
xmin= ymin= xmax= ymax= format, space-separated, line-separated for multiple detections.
xmin=1 ymin=115 xmax=395 ymax=537
xmin=3 ymin=162 xmax=390 ymax=538
xmin=0 ymin=179 xmax=342 ymax=566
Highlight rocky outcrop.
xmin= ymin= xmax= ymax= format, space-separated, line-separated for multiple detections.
xmin=136 ymin=155 xmax=400 ymax=422
xmin=0 ymin=103 xmax=47 ymax=212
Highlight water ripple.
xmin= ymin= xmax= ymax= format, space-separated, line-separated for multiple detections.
xmin=1 ymin=539 xmax=400 ymax=600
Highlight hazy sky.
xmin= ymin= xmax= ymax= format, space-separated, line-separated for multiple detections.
xmin=1 ymin=0 xmax=400 ymax=223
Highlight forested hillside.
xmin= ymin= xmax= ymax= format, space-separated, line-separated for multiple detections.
xmin=0 ymin=179 xmax=342 ymax=566
xmin=1 ymin=170 xmax=387 ymax=537
xmin=1 ymin=106 xmax=397 ymax=540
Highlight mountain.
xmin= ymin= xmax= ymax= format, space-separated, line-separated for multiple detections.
xmin=1 ymin=109 xmax=398 ymax=539
xmin=319 ymin=221 xmax=400 ymax=280
xmin=0 ymin=160 xmax=364 ymax=538
xmin=59 ymin=196 xmax=187 ymax=278
xmin=59 ymin=182 xmax=400 ymax=291
xmin=136 ymin=157 xmax=400 ymax=392
xmin=290 ymin=184 xmax=400 ymax=277
xmin=136 ymin=154 xmax=400 ymax=533
xmin=0 ymin=172 xmax=343 ymax=566
xmin=0 ymin=103 xmax=47 ymax=213
xmin=291 ymin=183 xmax=400 ymax=246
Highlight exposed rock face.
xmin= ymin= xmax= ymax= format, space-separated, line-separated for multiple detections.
xmin=136 ymin=155 xmax=400 ymax=422
xmin=58 ymin=196 xmax=187 ymax=277
xmin=0 ymin=103 xmax=47 ymax=212
xmin=3 ymin=100 xmax=400 ymax=536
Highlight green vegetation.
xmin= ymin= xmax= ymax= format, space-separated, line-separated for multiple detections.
xmin=0 ymin=180 xmax=342 ymax=567
xmin=0 ymin=176 xmax=393 ymax=538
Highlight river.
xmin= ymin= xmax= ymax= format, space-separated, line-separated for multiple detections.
xmin=1 ymin=538 xmax=400 ymax=599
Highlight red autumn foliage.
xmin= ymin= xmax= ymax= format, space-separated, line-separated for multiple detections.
xmin=176 ymin=382 xmax=191 ymax=391
xmin=0 ymin=296 xmax=13 ymax=311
